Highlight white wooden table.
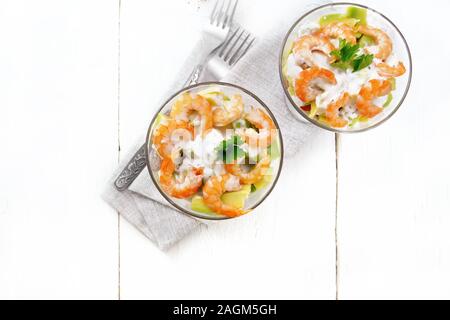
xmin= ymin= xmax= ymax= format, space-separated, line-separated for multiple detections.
xmin=1 ymin=0 xmax=449 ymax=300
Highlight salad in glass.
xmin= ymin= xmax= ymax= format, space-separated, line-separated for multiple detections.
xmin=280 ymin=3 xmax=411 ymax=132
xmin=147 ymin=83 xmax=283 ymax=220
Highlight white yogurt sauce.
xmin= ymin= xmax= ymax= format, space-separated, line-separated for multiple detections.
xmin=178 ymin=129 xmax=225 ymax=179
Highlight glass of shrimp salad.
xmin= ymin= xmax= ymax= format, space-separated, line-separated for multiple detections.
xmin=280 ymin=3 xmax=412 ymax=132
xmin=146 ymin=82 xmax=283 ymax=220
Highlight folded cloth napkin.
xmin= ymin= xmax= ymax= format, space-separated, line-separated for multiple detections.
xmin=103 ymin=1 xmax=329 ymax=251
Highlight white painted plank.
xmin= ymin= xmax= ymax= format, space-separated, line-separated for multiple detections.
xmin=119 ymin=0 xmax=336 ymax=299
xmin=0 ymin=0 xmax=119 ymax=299
xmin=338 ymin=0 xmax=450 ymax=299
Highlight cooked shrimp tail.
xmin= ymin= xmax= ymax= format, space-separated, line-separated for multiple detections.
xmin=356 ymin=79 xmax=392 ymax=118
xmin=213 ymin=94 xmax=244 ymax=127
xmin=225 ymin=154 xmax=271 ymax=185
xmin=159 ymin=157 xmax=203 ymax=199
xmin=295 ymin=67 xmax=337 ymax=102
xmin=202 ymin=174 xmax=249 ymax=217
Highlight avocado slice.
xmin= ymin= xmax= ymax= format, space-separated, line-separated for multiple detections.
xmin=220 ymin=185 xmax=251 ymax=209
xmin=191 ymin=185 xmax=252 ymax=214
xmin=346 ymin=6 xmax=367 ymax=25
xmin=191 ymin=196 xmax=214 ymax=214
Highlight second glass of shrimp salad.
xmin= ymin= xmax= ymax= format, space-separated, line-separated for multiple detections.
xmin=146 ymin=82 xmax=283 ymax=220
xmin=280 ymin=3 xmax=411 ymax=132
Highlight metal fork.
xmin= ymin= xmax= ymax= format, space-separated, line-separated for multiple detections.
xmin=184 ymin=0 xmax=239 ymax=86
xmin=114 ymin=0 xmax=239 ymax=192
xmin=206 ymin=26 xmax=255 ymax=79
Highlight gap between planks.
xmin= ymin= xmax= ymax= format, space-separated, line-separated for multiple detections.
xmin=117 ymin=0 xmax=122 ymax=301
xmin=335 ymin=133 xmax=340 ymax=300
xmin=113 ymin=1 xmax=342 ymax=299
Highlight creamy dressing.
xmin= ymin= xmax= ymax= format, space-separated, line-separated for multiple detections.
xmin=177 ymin=128 xmax=225 ymax=179
xmin=285 ymin=20 xmax=391 ymax=124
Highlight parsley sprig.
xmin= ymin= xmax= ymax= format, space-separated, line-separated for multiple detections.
xmin=331 ymin=39 xmax=374 ymax=72
xmin=216 ymin=135 xmax=245 ymax=164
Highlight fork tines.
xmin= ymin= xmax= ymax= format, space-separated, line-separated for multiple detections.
xmin=219 ymin=26 xmax=255 ymax=66
xmin=210 ymin=0 xmax=239 ymax=28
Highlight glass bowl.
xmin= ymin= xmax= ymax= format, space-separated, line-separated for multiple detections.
xmin=279 ymin=2 xmax=412 ymax=133
xmin=145 ymin=82 xmax=284 ymax=220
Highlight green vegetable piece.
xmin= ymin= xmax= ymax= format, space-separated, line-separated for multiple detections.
xmin=319 ymin=13 xmax=360 ymax=27
xmin=252 ymin=168 xmax=274 ymax=191
xmin=191 ymin=185 xmax=252 ymax=214
xmin=216 ymin=135 xmax=245 ymax=164
xmin=358 ymin=35 xmax=374 ymax=47
xmin=251 ymin=184 xmax=257 ymax=193
xmin=352 ymin=53 xmax=374 ymax=72
xmin=191 ymin=196 xmax=214 ymax=214
xmin=383 ymin=93 xmax=393 ymax=108
xmin=220 ymin=185 xmax=252 ymax=209
xmin=346 ymin=6 xmax=367 ymax=25
xmin=151 ymin=113 xmax=169 ymax=130
xmin=287 ymin=76 xmax=296 ymax=97
xmin=389 ymin=78 xmax=397 ymax=90
xmin=309 ymin=101 xmax=318 ymax=118
xmin=232 ymin=119 xmax=248 ymax=129
xmin=268 ymin=138 xmax=281 ymax=160
xmin=319 ymin=13 xmax=346 ymax=26
xmin=331 ymin=39 xmax=360 ymax=70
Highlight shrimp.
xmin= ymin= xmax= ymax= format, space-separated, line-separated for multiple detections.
xmin=292 ymin=35 xmax=335 ymax=68
xmin=170 ymin=92 xmax=213 ymax=137
xmin=356 ymin=79 xmax=392 ymax=118
xmin=152 ymin=118 xmax=193 ymax=159
xmin=376 ymin=62 xmax=406 ymax=78
xmin=159 ymin=157 xmax=203 ymax=199
xmin=357 ymin=25 xmax=392 ymax=61
xmin=325 ymin=92 xmax=351 ymax=128
xmin=316 ymin=22 xmax=357 ymax=44
xmin=295 ymin=67 xmax=337 ymax=103
xmin=224 ymin=154 xmax=271 ymax=185
xmin=242 ymin=107 xmax=277 ymax=149
xmin=202 ymin=174 xmax=249 ymax=217
xmin=213 ymin=94 xmax=244 ymax=127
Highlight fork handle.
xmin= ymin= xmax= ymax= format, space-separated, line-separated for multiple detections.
xmin=184 ymin=64 xmax=204 ymax=87
xmin=114 ymin=144 xmax=147 ymax=191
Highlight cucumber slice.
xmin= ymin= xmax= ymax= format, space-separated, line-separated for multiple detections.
xmin=268 ymin=138 xmax=281 ymax=160
xmin=319 ymin=14 xmax=359 ymax=27
xmin=346 ymin=6 xmax=367 ymax=25
xmin=383 ymin=93 xmax=393 ymax=108
xmin=359 ymin=35 xmax=374 ymax=47
xmin=389 ymin=78 xmax=397 ymax=90
xmin=319 ymin=13 xmax=346 ymax=26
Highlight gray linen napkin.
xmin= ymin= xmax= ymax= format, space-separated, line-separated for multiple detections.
xmin=103 ymin=1 xmax=328 ymax=251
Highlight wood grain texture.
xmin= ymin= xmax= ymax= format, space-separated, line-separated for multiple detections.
xmin=0 ymin=0 xmax=119 ymax=299
xmin=118 ymin=0 xmax=337 ymax=299
xmin=1 ymin=0 xmax=449 ymax=300
xmin=337 ymin=0 xmax=450 ymax=299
